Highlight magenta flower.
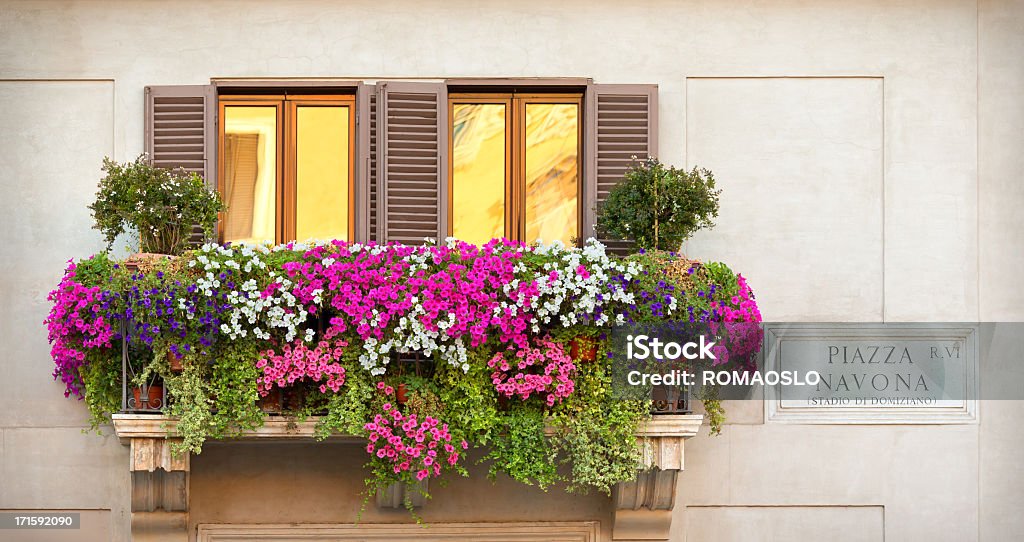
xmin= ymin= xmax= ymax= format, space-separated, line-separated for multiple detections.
xmin=45 ymin=260 xmax=115 ymax=398
xmin=488 ymin=336 xmax=576 ymax=407
xmin=362 ymin=382 xmax=464 ymax=482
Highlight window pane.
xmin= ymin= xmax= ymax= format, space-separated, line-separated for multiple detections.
xmin=452 ymin=103 xmax=506 ymax=245
xmin=223 ymin=106 xmax=277 ymax=244
xmin=295 ymin=105 xmax=350 ymax=241
xmin=525 ymin=103 xmax=579 ymax=245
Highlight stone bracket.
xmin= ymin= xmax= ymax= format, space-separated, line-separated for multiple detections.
xmin=611 ymin=414 xmax=703 ymax=541
xmin=127 ymin=437 xmax=190 ymax=542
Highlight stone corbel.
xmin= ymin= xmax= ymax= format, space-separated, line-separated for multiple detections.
xmin=128 ymin=438 xmax=189 ymax=542
xmin=611 ymin=414 xmax=702 ymax=541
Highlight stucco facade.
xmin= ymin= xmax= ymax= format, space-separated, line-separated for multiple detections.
xmin=1 ymin=1 xmax=1022 ymax=540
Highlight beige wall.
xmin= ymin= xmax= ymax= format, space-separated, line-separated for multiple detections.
xmin=0 ymin=1 xmax=1021 ymax=541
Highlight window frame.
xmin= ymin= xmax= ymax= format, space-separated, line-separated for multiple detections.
xmin=447 ymin=91 xmax=583 ymax=244
xmin=217 ymin=93 xmax=357 ymax=244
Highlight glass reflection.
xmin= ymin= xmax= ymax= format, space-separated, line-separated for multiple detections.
xmin=295 ymin=105 xmax=350 ymax=241
xmin=223 ymin=106 xmax=277 ymax=244
xmin=525 ymin=103 xmax=578 ymax=245
xmin=452 ymin=103 xmax=506 ymax=245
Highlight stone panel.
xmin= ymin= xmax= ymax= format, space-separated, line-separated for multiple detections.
xmin=685 ymin=77 xmax=884 ymax=322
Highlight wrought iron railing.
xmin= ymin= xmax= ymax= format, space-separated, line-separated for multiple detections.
xmin=651 ymin=384 xmax=690 ymax=414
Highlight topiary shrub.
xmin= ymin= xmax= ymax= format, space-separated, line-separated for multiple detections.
xmin=596 ymin=157 xmax=721 ymax=251
xmin=89 ymin=155 xmax=224 ymax=255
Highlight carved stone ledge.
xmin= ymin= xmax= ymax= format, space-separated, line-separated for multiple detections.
xmin=112 ymin=413 xmax=702 ymax=443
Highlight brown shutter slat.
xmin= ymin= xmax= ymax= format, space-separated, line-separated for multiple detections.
xmin=583 ymin=84 xmax=658 ymax=256
xmin=368 ymin=92 xmax=379 ymax=241
xmin=145 ymin=85 xmax=217 ymax=246
xmin=378 ymin=82 xmax=447 ymax=245
xmin=355 ymin=82 xmax=372 ymax=243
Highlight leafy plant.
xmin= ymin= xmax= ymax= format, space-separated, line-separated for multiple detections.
xmin=552 ymin=353 xmax=650 ymax=494
xmin=89 ymin=155 xmax=224 ymax=255
xmin=164 ymin=357 xmax=213 ymax=455
xmin=315 ymin=352 xmax=377 ymax=439
xmin=208 ymin=343 xmax=265 ymax=439
xmin=79 ymin=349 xmax=122 ymax=431
xmin=597 ymin=157 xmax=720 ymax=251
xmin=700 ymin=385 xmax=726 ymax=436
xmin=483 ymin=407 xmax=561 ymax=489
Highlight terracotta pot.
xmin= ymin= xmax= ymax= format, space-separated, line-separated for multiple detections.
xmin=132 ymin=384 xmax=164 ymax=410
xmin=570 ymin=337 xmax=598 ymax=364
xmin=167 ymin=351 xmax=184 ymax=373
xmin=258 ymin=388 xmax=283 ymax=413
xmin=396 ymin=383 xmax=409 ymax=405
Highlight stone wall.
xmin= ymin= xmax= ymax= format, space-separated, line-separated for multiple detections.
xmin=1 ymin=1 xmax=1021 ymax=540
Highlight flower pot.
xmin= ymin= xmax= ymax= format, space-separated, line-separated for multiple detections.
xmin=283 ymin=386 xmax=306 ymax=411
xmin=570 ymin=337 xmax=598 ymax=364
xmin=258 ymin=388 xmax=283 ymax=413
xmin=650 ymin=385 xmax=688 ymax=414
xmin=131 ymin=384 xmax=164 ymax=410
xmin=396 ymin=383 xmax=409 ymax=406
xmin=167 ymin=351 xmax=184 ymax=373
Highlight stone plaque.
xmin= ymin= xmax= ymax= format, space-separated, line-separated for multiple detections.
xmin=764 ymin=323 xmax=978 ymax=424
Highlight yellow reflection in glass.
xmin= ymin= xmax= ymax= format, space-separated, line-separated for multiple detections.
xmin=223 ymin=106 xmax=277 ymax=244
xmin=525 ymin=103 xmax=579 ymax=245
xmin=296 ymin=106 xmax=350 ymax=241
xmin=452 ymin=103 xmax=506 ymax=245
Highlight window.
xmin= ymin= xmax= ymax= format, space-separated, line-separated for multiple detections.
xmin=448 ymin=93 xmax=581 ymax=245
xmin=218 ymin=94 xmax=355 ymax=244
xmin=147 ymin=81 xmax=654 ymax=249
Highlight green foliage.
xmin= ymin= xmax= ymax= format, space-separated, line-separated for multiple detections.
xmin=79 ymin=349 xmax=122 ymax=432
xmin=703 ymin=261 xmax=739 ymax=299
xmin=434 ymin=348 xmax=501 ymax=447
xmin=703 ymin=398 xmax=726 ymax=436
xmin=89 ymin=155 xmax=224 ymax=255
xmin=208 ymin=344 xmax=265 ymax=438
xmin=315 ymin=364 xmax=376 ymax=440
xmin=404 ymin=388 xmax=444 ymax=420
xmin=552 ymin=356 xmax=650 ymax=494
xmin=483 ymin=407 xmax=561 ymax=489
xmin=164 ymin=357 xmax=213 ymax=455
xmin=71 ymin=252 xmax=117 ymax=288
xmin=597 ymin=157 xmax=721 ymax=251
xmin=556 ymin=399 xmax=649 ymax=495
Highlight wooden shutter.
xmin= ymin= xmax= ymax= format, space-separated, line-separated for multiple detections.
xmin=368 ymin=91 xmax=379 ymax=241
xmin=584 ymin=84 xmax=658 ymax=255
xmin=355 ymin=82 xmax=372 ymax=243
xmin=377 ymin=81 xmax=447 ymax=245
xmin=144 ymin=85 xmax=217 ymax=244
